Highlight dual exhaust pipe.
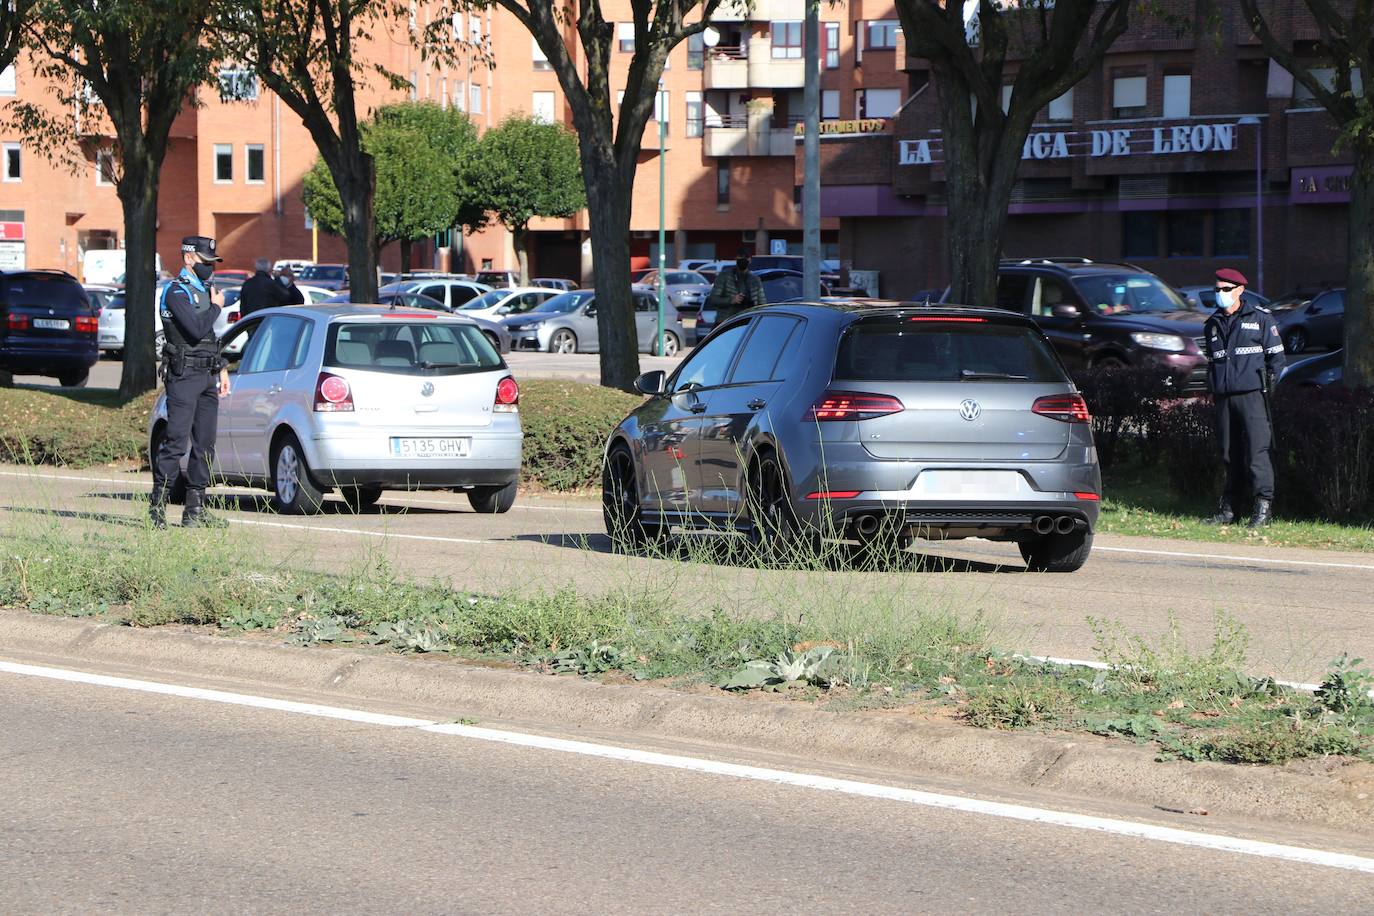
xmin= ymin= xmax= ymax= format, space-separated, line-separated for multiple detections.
xmin=1034 ymin=515 xmax=1079 ymax=536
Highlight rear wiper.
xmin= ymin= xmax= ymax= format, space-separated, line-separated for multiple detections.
xmin=419 ymin=361 xmax=464 ymax=369
xmin=960 ymin=369 xmax=1028 ymax=380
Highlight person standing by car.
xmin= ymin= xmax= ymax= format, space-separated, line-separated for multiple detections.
xmin=706 ymin=247 xmax=767 ymax=326
xmin=277 ymin=266 xmax=306 ymax=306
xmin=1202 ymin=268 xmax=1286 ymax=528
xmin=150 ymin=236 xmax=231 ymax=530
xmin=238 ymin=257 xmax=291 ymax=316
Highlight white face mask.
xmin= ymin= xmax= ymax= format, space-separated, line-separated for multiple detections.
xmin=1217 ymin=288 xmax=1236 ymax=309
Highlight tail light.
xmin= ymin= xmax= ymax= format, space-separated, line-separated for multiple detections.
xmin=75 ymin=315 xmax=99 ymax=334
xmin=494 ymin=376 xmax=519 ymax=413
xmin=804 ymin=391 xmax=904 ymax=422
xmin=6 ymin=313 xmax=29 ymax=331
xmin=226 ymin=310 xmax=240 ymax=324
xmin=1032 ymin=394 xmax=1090 ymax=423
xmin=314 ymin=372 xmax=354 ymax=412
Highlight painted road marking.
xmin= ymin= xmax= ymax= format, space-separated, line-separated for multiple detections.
xmin=2 ymin=658 xmax=1373 ymax=876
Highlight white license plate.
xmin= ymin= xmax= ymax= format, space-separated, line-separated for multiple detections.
xmin=390 ymin=437 xmax=470 ymax=458
xmin=33 ymin=318 xmax=70 ymax=330
xmin=911 ymin=470 xmax=1028 ymax=497
xmin=681 ymin=317 xmax=698 ymax=329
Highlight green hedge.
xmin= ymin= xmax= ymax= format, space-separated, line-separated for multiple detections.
xmin=517 ymin=379 xmax=641 ymax=491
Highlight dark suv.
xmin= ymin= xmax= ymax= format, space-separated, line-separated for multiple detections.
xmin=951 ymin=260 xmax=1209 ymax=392
xmin=0 ymin=270 xmax=100 ymax=387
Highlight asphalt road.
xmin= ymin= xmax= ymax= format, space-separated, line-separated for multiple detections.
xmin=3 ymin=465 xmax=1372 ymax=684
xmin=3 ymin=663 xmax=1372 ymax=914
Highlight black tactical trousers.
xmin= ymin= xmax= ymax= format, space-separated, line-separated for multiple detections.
xmin=1216 ymin=389 xmax=1274 ymax=507
xmin=153 ymin=369 xmax=220 ymax=500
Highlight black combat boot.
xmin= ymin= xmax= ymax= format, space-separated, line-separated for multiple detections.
xmin=1203 ymin=499 xmax=1235 ymax=525
xmin=181 ymin=489 xmax=228 ymax=529
xmin=1248 ymin=498 xmax=1274 ymax=528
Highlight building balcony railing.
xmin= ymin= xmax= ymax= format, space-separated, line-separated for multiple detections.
xmin=703 ymin=117 xmax=795 ymax=157
xmin=702 ymin=46 xmax=748 ymax=90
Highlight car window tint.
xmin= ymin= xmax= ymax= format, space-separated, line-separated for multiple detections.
xmin=221 ymin=318 xmax=264 ymax=365
xmin=835 ymin=318 xmax=1066 ymax=383
xmin=674 ymin=323 xmax=748 ymax=391
xmin=450 ymin=286 xmax=480 ymax=306
xmin=289 ymin=321 xmax=314 ymax=369
xmin=1031 ymin=278 xmax=1072 ymax=317
xmin=995 ymin=274 xmax=1030 ymax=311
xmin=241 ymin=316 xmax=306 ymax=374
xmin=420 ymin=285 xmax=447 ymax=302
xmin=327 ymin=321 xmax=500 ymax=376
xmin=1312 ymin=290 xmax=1344 ymax=311
xmin=635 ymin=293 xmax=657 ymax=312
xmin=730 ymin=316 xmax=801 ymax=384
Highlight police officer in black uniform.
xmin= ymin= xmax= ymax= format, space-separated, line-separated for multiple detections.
xmin=150 ymin=236 xmax=231 ymax=529
xmin=1202 ymin=268 xmax=1286 ymax=528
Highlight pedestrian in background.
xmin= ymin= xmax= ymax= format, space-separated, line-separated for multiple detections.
xmin=239 ymin=257 xmax=290 ymax=316
xmin=1202 ymin=268 xmax=1286 ymax=528
xmin=706 ymin=246 xmax=767 ymax=326
xmin=278 ymin=266 xmax=306 ymax=306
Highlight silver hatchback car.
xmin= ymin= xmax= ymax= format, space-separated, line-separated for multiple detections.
xmin=149 ymin=305 xmax=523 ymax=514
xmin=503 ymin=288 xmax=685 ymax=356
xmin=602 ymin=302 xmax=1101 ymax=572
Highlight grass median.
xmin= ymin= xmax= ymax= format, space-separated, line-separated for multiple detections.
xmin=3 ymin=509 xmax=1371 ymax=768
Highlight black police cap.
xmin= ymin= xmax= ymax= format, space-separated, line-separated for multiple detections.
xmin=181 ymin=235 xmax=223 ymax=262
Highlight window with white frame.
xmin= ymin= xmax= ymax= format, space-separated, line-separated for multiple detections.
xmin=866 ymin=20 xmax=899 ymax=50
xmin=1048 ymin=88 xmax=1074 ymax=121
xmin=653 ymin=89 xmax=669 ymax=127
xmin=214 ymin=144 xmax=232 ymax=182
xmin=824 ymin=22 xmax=839 ymax=69
xmin=470 ymin=14 xmax=481 ymax=43
xmin=218 ymin=67 xmax=260 ymax=102
xmin=532 ymin=91 xmax=556 ymax=123
xmin=618 ymin=22 xmax=635 ymax=53
xmin=1163 ymin=73 xmax=1191 ymax=118
xmin=409 ymin=70 xmax=418 ymax=101
xmin=455 ymin=80 xmax=466 ymax=112
xmin=533 ymin=37 xmax=551 ymax=71
xmin=1001 ymin=83 xmax=1013 ymax=112
xmin=688 ymin=33 xmax=704 ymax=70
xmin=1293 ymin=67 xmax=1363 ymax=104
xmin=96 ymin=149 xmax=115 ymax=185
xmin=451 ymin=11 xmax=463 ymax=38
xmin=246 ymin=144 xmax=265 ymax=183
xmin=686 ymin=91 xmax=703 ymax=137
xmin=856 ymin=88 xmax=901 ymax=119
xmin=3 ymin=143 xmax=20 ymax=182
xmin=0 ymin=64 xmax=16 ymax=96
xmin=469 ymin=83 xmax=481 ymax=114
xmin=771 ymin=21 xmax=802 ymax=59
xmin=822 ymin=89 xmax=840 ymax=120
xmin=1112 ymin=75 xmax=1148 ymax=118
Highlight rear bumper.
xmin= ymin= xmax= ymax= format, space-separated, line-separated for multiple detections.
xmin=308 ymin=428 xmax=522 ymax=489
xmin=0 ymin=341 xmax=99 ymax=373
xmin=798 ymin=498 xmax=1099 ymax=535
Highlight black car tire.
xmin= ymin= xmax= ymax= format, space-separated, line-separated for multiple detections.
xmin=271 ymin=433 xmax=327 ymax=515
xmin=469 ymin=481 xmax=517 ymax=514
xmin=1020 ymin=530 xmax=1093 ymax=573
xmin=602 ymin=443 xmax=666 ymax=550
xmin=1284 ymin=328 xmax=1308 ymax=354
xmin=341 ymin=485 xmax=384 ymax=513
xmin=58 ymin=369 xmax=90 ymax=388
xmin=745 ymin=450 xmax=813 ymax=563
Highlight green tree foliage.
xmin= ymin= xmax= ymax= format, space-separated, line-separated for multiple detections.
xmin=302 ymin=102 xmax=483 ymax=273
xmin=465 ymin=115 xmax=585 ymax=285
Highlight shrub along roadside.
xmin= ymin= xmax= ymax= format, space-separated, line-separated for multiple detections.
xmin=3 ymin=523 xmax=1371 ymax=767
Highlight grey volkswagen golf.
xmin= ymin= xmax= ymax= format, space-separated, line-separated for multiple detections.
xmin=602 ymin=302 xmax=1101 ymax=572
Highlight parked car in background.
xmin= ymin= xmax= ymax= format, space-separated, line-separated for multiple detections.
xmin=83 ymin=284 xmax=118 ymax=313
xmin=0 ymin=270 xmax=100 ymax=386
xmin=677 ymin=258 xmax=716 ymax=272
xmin=273 ymin=259 xmax=314 ymax=275
xmin=474 ymin=270 xmax=519 ymax=289
xmin=635 ymin=269 xmax=712 ymax=317
xmin=322 ymin=290 xmax=511 ymax=353
xmin=149 ymin=305 xmax=522 ymax=514
xmin=83 ymin=250 xmax=162 ymax=287
xmin=532 ymin=277 xmax=577 ymax=292
xmin=693 ymin=269 xmax=832 ymax=341
xmin=297 ymin=264 xmax=349 ymax=291
xmin=604 ymin=302 xmax=1100 ymax=572
xmin=102 ymin=278 xmax=242 ymax=356
xmin=1275 ymin=287 xmax=1344 ymax=354
xmin=295 ymin=285 xmax=335 ymax=305
xmin=384 ymin=278 xmax=491 ymax=311
xmin=1278 ymin=348 xmax=1343 ymax=389
xmin=1177 ymin=285 xmax=1270 ymax=314
xmin=503 ymin=288 xmax=684 ymax=355
xmin=458 ymin=287 xmax=559 ymax=322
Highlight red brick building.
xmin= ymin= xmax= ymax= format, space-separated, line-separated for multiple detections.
xmin=809 ymin=2 xmax=1358 ymax=300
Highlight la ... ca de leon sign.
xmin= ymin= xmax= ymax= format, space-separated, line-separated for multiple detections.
xmin=900 ymin=121 xmax=1238 ymax=165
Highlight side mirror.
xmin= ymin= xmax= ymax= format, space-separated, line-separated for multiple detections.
xmin=1051 ymin=303 xmax=1081 ymax=319
xmin=497 ymin=305 xmax=511 ymax=315
xmin=585 ymin=306 xmax=598 ymax=318
xmin=634 ymin=370 xmax=667 ymax=396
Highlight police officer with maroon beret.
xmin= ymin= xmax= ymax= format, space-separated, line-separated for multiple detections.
xmin=1202 ymin=268 xmax=1286 ymax=527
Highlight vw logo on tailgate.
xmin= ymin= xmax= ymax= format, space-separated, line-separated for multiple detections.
xmin=420 ymin=382 xmax=435 ymax=398
xmin=959 ymin=399 xmax=982 ymax=422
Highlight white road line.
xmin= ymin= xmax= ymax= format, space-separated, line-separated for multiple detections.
xmin=2 ymin=658 xmax=1373 ymax=876
xmin=1095 ymin=545 xmax=1374 ymax=572
xmin=228 ymin=517 xmax=489 ymax=546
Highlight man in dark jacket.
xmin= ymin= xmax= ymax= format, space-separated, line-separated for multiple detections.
xmin=278 ymin=267 xmax=306 ymax=306
xmin=706 ymin=247 xmax=767 ymax=326
xmin=1202 ymin=268 xmax=1286 ymax=527
xmin=238 ymin=257 xmax=290 ymax=316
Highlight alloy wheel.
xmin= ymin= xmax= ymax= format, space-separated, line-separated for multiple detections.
xmin=276 ymin=445 xmax=300 ymax=506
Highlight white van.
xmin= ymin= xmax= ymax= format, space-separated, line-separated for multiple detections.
xmin=82 ymin=250 xmax=162 ymax=286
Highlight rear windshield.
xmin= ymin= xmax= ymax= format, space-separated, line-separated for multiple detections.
xmin=1 ymin=274 xmax=90 ymax=311
xmin=326 ymin=320 xmax=502 ymax=376
xmin=300 ymin=265 xmax=345 ymax=281
xmin=475 ymin=272 xmax=510 ymax=285
xmin=836 ymin=318 xmax=1067 ymax=383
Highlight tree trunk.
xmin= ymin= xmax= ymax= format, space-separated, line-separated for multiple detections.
xmin=116 ymin=160 xmax=162 ymax=400
xmin=582 ymin=148 xmax=639 ymax=391
xmin=328 ymin=148 xmax=378 ymax=303
xmin=399 ymin=238 xmax=412 ymax=277
xmin=513 ymin=225 xmax=530 ymax=287
xmin=1345 ymin=149 xmax=1374 ymax=390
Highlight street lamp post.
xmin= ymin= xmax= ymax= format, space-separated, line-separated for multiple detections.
xmin=1238 ymin=116 xmax=1264 ymax=295
xmin=657 ymin=79 xmax=667 ymax=358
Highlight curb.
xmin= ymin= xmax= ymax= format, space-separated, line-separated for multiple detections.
xmin=3 ymin=609 xmax=1372 ymax=833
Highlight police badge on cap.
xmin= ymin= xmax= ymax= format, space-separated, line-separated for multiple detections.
xmin=180 ymin=235 xmax=223 ymax=262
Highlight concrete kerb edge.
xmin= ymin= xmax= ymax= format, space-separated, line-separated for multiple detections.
xmin=3 ymin=609 xmax=1371 ymax=833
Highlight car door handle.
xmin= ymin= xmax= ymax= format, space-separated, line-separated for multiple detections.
xmin=747 ymin=398 xmax=767 ymax=411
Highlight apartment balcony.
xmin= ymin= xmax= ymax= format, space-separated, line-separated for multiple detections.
xmin=703 ymin=116 xmax=796 ymax=157
xmin=703 ymin=46 xmax=749 ymax=90
xmin=747 ymin=47 xmax=804 ymax=89
xmin=710 ymin=0 xmax=804 ymax=20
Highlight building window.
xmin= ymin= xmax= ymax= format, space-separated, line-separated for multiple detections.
xmin=532 ymin=91 xmax=556 ymax=123
xmin=246 ymin=144 xmax=265 ymax=183
xmin=652 ymin=89 xmax=669 ymax=128
xmin=618 ymin=22 xmax=635 ymax=53
xmin=304 ymin=208 xmax=314 ymax=230
xmin=3 ymin=143 xmax=19 ymax=182
xmin=716 ymin=159 xmax=730 ymax=205
xmin=455 ymin=80 xmax=466 ymax=112
xmin=688 ymin=33 xmax=704 ymax=70
xmin=1001 ymin=83 xmax=1013 ymax=113
xmin=866 ymin=20 xmax=899 ymax=50
xmin=1163 ymin=73 xmax=1191 ymax=119
xmin=0 ymin=64 xmax=17 ymax=96
xmin=451 ymin=11 xmax=462 ymax=39
xmin=1166 ymin=211 xmax=1205 ymax=258
xmin=409 ymin=70 xmax=418 ymax=101
xmin=771 ymin=21 xmax=802 ymax=59
xmin=532 ymin=37 xmax=551 ymax=71
xmin=1122 ymin=212 xmax=1160 ymax=259
xmin=1112 ymin=75 xmax=1148 ymax=118
xmin=686 ymin=91 xmax=703 ymax=137
xmin=856 ymin=88 xmax=902 ymax=119
xmin=469 ymin=83 xmax=481 ymax=114
xmin=824 ymin=22 xmax=839 ymax=69
xmin=1048 ymin=88 xmax=1073 ymax=121
xmin=214 ymin=143 xmax=233 ymax=183
xmin=822 ymin=89 xmax=840 ymax=120
xmin=96 ymin=149 xmax=115 ymax=186
xmin=218 ymin=67 xmax=259 ymax=102
xmin=1213 ymin=209 xmax=1251 ymax=257
xmin=470 ymin=14 xmax=481 ymax=43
